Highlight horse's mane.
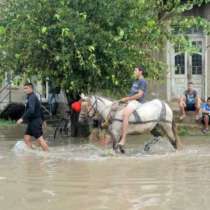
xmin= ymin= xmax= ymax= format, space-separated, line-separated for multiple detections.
xmin=93 ymin=95 xmax=114 ymax=102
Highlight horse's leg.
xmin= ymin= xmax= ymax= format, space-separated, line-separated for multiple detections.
xmin=108 ymin=129 xmax=118 ymax=150
xmin=159 ymin=122 xmax=177 ymax=149
xmin=171 ymin=120 xmax=182 ymax=149
xmin=150 ymin=124 xmax=164 ymax=137
xmin=108 ymin=122 xmax=125 ymax=153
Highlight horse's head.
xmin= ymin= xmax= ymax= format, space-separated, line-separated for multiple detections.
xmin=79 ymin=95 xmax=98 ymax=123
xmin=79 ymin=94 xmax=113 ymax=123
xmin=79 ymin=94 xmax=116 ymax=149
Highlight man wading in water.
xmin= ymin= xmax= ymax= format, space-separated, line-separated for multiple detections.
xmin=116 ymin=66 xmax=147 ymax=152
xmin=17 ymin=82 xmax=48 ymax=151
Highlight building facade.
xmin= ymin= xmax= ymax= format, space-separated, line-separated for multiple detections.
xmin=166 ymin=3 xmax=210 ymax=101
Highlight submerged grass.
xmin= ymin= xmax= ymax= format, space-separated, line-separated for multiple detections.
xmin=178 ymin=126 xmax=190 ymax=136
xmin=178 ymin=125 xmax=210 ymax=137
xmin=0 ymin=119 xmax=16 ymax=126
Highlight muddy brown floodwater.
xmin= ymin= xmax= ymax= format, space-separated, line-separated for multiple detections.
xmin=0 ymin=127 xmax=210 ymax=210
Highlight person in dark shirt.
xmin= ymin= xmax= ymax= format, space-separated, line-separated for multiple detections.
xmin=117 ymin=66 xmax=147 ymax=152
xmin=178 ymin=82 xmax=201 ymax=121
xmin=201 ymin=97 xmax=210 ymax=133
xmin=17 ymin=82 xmax=48 ymax=151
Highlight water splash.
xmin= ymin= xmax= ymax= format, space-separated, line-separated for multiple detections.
xmin=12 ymin=138 xmax=210 ymax=162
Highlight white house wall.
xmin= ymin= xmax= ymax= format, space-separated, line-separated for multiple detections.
xmin=206 ymin=36 xmax=210 ymax=98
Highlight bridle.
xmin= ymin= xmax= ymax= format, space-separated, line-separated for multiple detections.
xmin=86 ymin=96 xmax=98 ymax=119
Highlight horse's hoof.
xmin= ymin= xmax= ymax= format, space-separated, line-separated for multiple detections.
xmin=144 ymin=145 xmax=150 ymax=152
xmin=118 ymin=144 xmax=125 ymax=154
xmin=113 ymin=143 xmax=126 ymax=154
xmin=113 ymin=142 xmax=118 ymax=151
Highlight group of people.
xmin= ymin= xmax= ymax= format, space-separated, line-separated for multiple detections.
xmin=178 ymin=82 xmax=210 ymax=134
xmin=16 ymin=67 xmax=147 ymax=152
xmin=17 ymin=66 xmax=209 ymax=152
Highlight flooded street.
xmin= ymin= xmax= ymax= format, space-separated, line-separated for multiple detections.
xmin=0 ymin=132 xmax=210 ymax=210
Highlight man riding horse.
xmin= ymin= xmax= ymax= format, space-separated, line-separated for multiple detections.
xmin=117 ymin=66 xmax=147 ymax=152
xmin=79 ymin=66 xmax=181 ymax=154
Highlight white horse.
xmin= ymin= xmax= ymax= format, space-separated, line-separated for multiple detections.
xmin=79 ymin=95 xmax=182 ymax=153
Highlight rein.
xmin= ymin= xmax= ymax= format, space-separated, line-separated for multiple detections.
xmin=87 ymin=96 xmax=109 ymax=119
xmin=87 ymin=96 xmax=98 ymax=118
xmin=101 ymin=102 xmax=126 ymax=128
xmin=86 ymin=96 xmax=117 ymax=126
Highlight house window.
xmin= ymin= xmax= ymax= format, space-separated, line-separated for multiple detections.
xmin=192 ymin=54 xmax=202 ymax=75
xmin=174 ymin=45 xmax=182 ymax=53
xmin=192 ymin=41 xmax=202 ymax=53
xmin=175 ymin=54 xmax=185 ymax=74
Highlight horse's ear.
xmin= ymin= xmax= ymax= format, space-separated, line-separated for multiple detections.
xmin=80 ymin=93 xmax=88 ymax=101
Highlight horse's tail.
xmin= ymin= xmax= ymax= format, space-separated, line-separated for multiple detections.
xmin=172 ymin=119 xmax=182 ymax=149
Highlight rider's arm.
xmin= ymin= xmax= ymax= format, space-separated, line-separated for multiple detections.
xmin=120 ymin=90 xmax=144 ymax=102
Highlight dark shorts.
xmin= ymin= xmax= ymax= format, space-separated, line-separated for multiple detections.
xmin=25 ymin=118 xmax=43 ymax=139
xmin=185 ymin=103 xmax=196 ymax=111
xmin=202 ymin=114 xmax=210 ymax=125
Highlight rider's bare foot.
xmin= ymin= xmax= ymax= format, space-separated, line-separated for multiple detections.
xmin=179 ymin=114 xmax=186 ymax=120
xmin=118 ymin=142 xmax=124 ymax=146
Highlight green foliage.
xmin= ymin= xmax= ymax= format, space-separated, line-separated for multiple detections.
xmin=0 ymin=75 xmax=3 ymax=86
xmin=0 ymin=119 xmax=15 ymax=126
xmin=0 ymin=0 xmax=210 ymax=95
xmin=178 ymin=126 xmax=190 ymax=136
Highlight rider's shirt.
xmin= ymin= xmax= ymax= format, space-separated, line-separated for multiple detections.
xmin=129 ymin=78 xmax=147 ymax=103
xmin=184 ymin=90 xmax=197 ymax=105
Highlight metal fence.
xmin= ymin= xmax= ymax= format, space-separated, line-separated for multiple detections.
xmin=0 ymin=83 xmax=11 ymax=111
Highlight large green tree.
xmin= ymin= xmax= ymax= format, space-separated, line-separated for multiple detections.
xmin=0 ymin=0 xmax=210 ymax=96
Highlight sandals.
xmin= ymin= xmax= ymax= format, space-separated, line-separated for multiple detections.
xmin=179 ymin=115 xmax=186 ymax=121
xmin=202 ymin=128 xmax=209 ymax=134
